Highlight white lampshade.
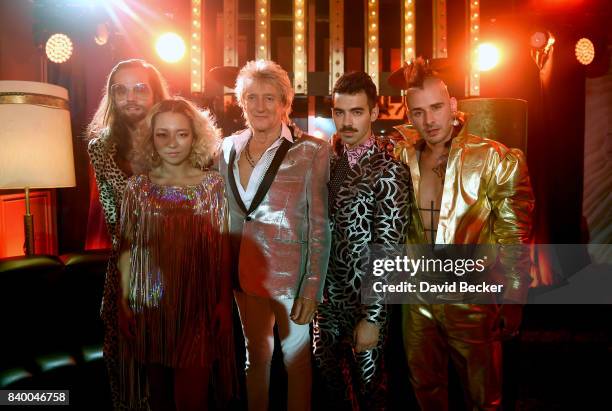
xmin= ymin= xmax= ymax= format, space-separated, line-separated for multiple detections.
xmin=0 ymin=81 xmax=76 ymax=189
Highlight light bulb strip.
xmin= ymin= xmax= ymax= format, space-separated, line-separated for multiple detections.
xmin=433 ymin=0 xmax=447 ymax=58
xmin=366 ymin=0 xmax=379 ymax=91
xmin=190 ymin=0 xmax=203 ymax=93
xmin=255 ymin=0 xmax=270 ymax=60
xmin=402 ymin=0 xmax=416 ymax=63
xmin=293 ymin=0 xmax=307 ymax=93
xmin=223 ymin=0 xmax=238 ymax=67
xmin=223 ymin=0 xmax=238 ymax=93
xmin=329 ymin=0 xmax=344 ymax=93
xmin=467 ymin=0 xmax=480 ymax=96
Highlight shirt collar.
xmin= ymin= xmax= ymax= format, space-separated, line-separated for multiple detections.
xmin=344 ymin=135 xmax=374 ymax=167
xmin=233 ymin=122 xmax=293 ymax=154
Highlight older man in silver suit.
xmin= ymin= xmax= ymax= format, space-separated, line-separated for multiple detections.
xmin=218 ymin=59 xmax=331 ymax=411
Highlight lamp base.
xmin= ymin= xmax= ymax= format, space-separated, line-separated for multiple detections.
xmin=23 ymin=187 xmax=35 ymax=256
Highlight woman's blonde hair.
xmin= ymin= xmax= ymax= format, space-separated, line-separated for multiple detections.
xmin=140 ymin=97 xmax=221 ymax=170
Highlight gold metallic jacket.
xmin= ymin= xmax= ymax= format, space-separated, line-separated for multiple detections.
xmin=393 ymin=122 xmax=535 ymax=303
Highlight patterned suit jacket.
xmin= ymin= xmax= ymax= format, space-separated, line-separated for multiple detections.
xmin=219 ymin=127 xmax=331 ymax=302
xmin=326 ymin=139 xmax=413 ymax=323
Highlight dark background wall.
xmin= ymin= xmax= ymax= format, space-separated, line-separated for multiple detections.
xmin=1 ymin=0 xmax=610 ymax=254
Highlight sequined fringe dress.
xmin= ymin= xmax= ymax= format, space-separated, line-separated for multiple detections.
xmin=117 ymin=172 xmax=235 ymax=407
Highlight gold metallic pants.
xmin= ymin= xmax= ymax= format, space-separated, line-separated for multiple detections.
xmin=403 ymin=304 xmax=502 ymax=411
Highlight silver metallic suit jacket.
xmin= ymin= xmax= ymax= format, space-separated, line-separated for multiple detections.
xmin=394 ymin=122 xmax=535 ymax=303
xmin=219 ymin=128 xmax=331 ymax=302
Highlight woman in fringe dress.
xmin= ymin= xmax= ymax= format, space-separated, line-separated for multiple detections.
xmin=116 ymin=97 xmax=235 ymax=411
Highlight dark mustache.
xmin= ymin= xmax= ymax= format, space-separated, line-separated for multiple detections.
xmin=339 ymin=127 xmax=358 ymax=132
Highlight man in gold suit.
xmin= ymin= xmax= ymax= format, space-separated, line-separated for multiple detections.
xmin=390 ymin=58 xmax=535 ymax=410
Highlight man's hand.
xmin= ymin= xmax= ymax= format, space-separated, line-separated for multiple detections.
xmin=118 ymin=298 xmax=135 ymax=340
xmin=290 ymin=297 xmax=318 ymax=324
xmin=353 ymin=319 xmax=380 ymax=353
xmin=498 ymin=304 xmax=523 ymax=339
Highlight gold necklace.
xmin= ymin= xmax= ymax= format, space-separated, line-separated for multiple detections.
xmin=244 ymin=138 xmax=259 ymax=168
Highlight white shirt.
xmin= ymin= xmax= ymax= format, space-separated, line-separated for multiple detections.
xmin=231 ymin=123 xmax=293 ymax=210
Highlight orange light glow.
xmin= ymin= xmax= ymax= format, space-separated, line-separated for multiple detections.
xmin=475 ymin=42 xmax=501 ymax=71
xmin=155 ymin=32 xmax=186 ymax=63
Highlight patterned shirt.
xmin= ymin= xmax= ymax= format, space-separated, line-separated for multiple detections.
xmin=345 ymin=136 xmax=374 ymax=167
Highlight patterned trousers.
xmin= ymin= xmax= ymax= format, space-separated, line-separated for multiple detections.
xmin=313 ymin=303 xmax=387 ymax=411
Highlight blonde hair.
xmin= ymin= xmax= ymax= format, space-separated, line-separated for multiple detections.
xmin=140 ymin=97 xmax=221 ymax=170
xmin=234 ymin=60 xmax=294 ymax=123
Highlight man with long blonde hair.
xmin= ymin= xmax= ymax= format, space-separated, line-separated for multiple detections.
xmin=87 ymin=58 xmax=170 ymax=410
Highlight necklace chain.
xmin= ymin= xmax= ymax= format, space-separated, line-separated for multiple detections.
xmin=244 ymin=135 xmax=283 ymax=168
xmin=244 ymin=138 xmax=259 ymax=168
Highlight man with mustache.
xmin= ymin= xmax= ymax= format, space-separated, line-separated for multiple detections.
xmin=312 ymin=71 xmax=412 ymax=410
xmin=392 ymin=58 xmax=534 ymax=411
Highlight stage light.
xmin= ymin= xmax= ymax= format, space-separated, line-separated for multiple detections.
xmin=575 ymin=38 xmax=595 ymax=65
xmin=155 ymin=32 xmax=185 ymax=63
xmin=475 ymin=43 xmax=500 ymax=71
xmin=45 ymin=33 xmax=73 ymax=64
xmin=531 ymin=32 xmax=546 ymax=48
xmin=94 ymin=23 xmax=109 ymax=46
xmin=530 ymin=31 xmax=555 ymax=71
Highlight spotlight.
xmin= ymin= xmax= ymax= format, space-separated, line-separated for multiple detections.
xmin=155 ymin=32 xmax=185 ymax=63
xmin=475 ymin=43 xmax=500 ymax=71
xmin=45 ymin=33 xmax=73 ymax=64
xmin=575 ymin=38 xmax=595 ymax=65
xmin=530 ymin=31 xmax=555 ymax=70
xmin=94 ymin=23 xmax=109 ymax=46
xmin=530 ymin=31 xmax=551 ymax=49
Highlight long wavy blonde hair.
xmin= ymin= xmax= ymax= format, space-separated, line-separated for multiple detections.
xmin=86 ymin=59 xmax=171 ymax=159
xmin=140 ymin=97 xmax=221 ymax=170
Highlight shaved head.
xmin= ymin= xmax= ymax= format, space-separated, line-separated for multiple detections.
xmin=405 ymin=77 xmax=457 ymax=147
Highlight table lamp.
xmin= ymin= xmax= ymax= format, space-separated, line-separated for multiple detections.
xmin=0 ymin=80 xmax=76 ymax=255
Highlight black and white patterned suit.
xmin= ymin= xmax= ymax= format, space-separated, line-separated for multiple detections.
xmin=313 ymin=137 xmax=412 ymax=410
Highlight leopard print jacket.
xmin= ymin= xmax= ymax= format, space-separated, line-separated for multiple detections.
xmin=87 ymin=131 xmax=129 ymax=249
